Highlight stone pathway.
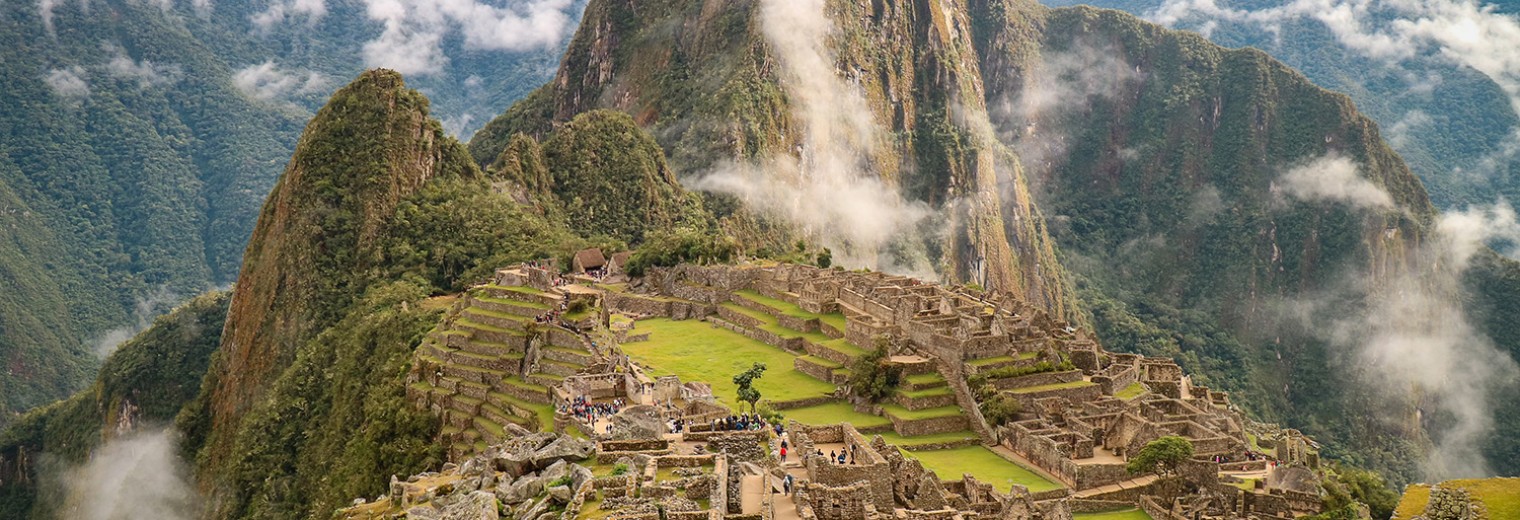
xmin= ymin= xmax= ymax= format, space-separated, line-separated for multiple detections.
xmin=740 ymin=472 xmax=764 ymax=514
xmin=1072 ymin=474 xmax=1160 ymax=499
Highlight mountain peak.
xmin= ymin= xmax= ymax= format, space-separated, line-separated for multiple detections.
xmin=199 ymin=68 xmax=477 ymax=482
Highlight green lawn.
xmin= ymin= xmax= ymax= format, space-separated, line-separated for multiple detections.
xmin=882 ymin=404 xmax=962 ymax=420
xmin=1394 ymin=478 xmax=1520 ymax=520
xmin=1115 ymin=382 xmax=1147 ymax=400
xmin=904 ymin=446 xmax=1063 ymax=493
xmin=874 ymin=430 xmax=978 ymax=446
xmin=781 ymin=401 xmax=892 ymax=429
xmin=1008 ymin=380 xmax=1097 ymax=394
xmin=622 ymin=318 xmax=836 ymax=407
xmin=1072 ymin=509 xmax=1153 ymax=520
xmin=968 ymin=356 xmax=1013 ymax=367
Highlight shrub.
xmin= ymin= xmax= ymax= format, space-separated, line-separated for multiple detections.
xmin=1127 ymin=436 xmax=1194 ymax=477
xmin=847 ymin=339 xmax=902 ymax=402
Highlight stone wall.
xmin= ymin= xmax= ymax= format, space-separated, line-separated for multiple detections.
xmin=889 ymin=413 xmax=968 ymax=437
xmin=702 ymin=431 xmax=768 ymax=462
xmin=992 ymin=369 xmax=1083 ymax=390
xmin=1010 ymin=383 xmax=1102 ymax=408
xmin=803 ymin=481 xmax=872 ymax=520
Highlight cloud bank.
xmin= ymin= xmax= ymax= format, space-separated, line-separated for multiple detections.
xmin=360 ymin=0 xmax=577 ymax=76
xmin=232 ymin=60 xmax=330 ymax=108
xmin=1274 ymin=154 xmax=1519 ymax=478
xmin=251 ymin=0 xmax=326 ymax=31
xmin=44 ymin=66 xmax=91 ymax=101
xmin=103 ymin=43 xmax=182 ymax=88
xmin=1277 ymin=154 xmax=1395 ymax=209
xmin=59 ymin=428 xmax=198 ymax=520
xmin=690 ymin=0 xmax=937 ymax=276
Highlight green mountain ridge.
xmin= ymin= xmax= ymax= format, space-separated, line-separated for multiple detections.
xmin=0 ymin=0 xmax=576 ymax=428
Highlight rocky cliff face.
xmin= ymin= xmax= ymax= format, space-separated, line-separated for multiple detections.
xmin=470 ymin=0 xmax=1076 ymax=319
xmin=201 ymin=69 xmax=478 ymax=484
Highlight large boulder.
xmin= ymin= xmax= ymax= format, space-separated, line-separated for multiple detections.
xmin=610 ymin=405 xmax=664 ymax=440
xmin=546 ymin=485 xmax=574 ymax=504
xmin=495 ymin=475 xmax=545 ymax=505
xmin=439 ymin=491 xmax=500 ymax=520
xmin=492 ymin=451 xmax=535 ymax=477
xmin=530 ymin=436 xmax=595 ymax=468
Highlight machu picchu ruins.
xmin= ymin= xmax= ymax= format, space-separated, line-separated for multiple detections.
xmin=361 ymin=258 xmax=1335 ymax=520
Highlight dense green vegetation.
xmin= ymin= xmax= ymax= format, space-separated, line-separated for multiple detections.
xmin=847 ymin=343 xmax=904 ymax=402
xmin=624 ymin=228 xmax=740 ymax=277
xmin=0 ymin=0 xmax=572 ymax=428
xmin=1039 ymin=0 xmax=1520 ymax=211
xmin=0 ymin=291 xmax=230 ymax=518
xmin=1127 ymin=436 xmax=1195 ymax=477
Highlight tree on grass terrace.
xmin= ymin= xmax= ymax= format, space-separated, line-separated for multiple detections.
xmin=847 ymin=338 xmax=902 ymax=402
xmin=733 ymin=363 xmax=767 ymax=414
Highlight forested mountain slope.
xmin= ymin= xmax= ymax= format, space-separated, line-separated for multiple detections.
xmin=0 ymin=0 xmax=575 ymax=428
xmin=1036 ymin=0 xmax=1520 ymax=216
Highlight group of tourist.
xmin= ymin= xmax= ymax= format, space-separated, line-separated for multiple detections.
xmin=712 ymin=413 xmax=766 ymax=432
xmin=562 ymin=396 xmax=623 ymax=427
xmin=532 ymin=298 xmax=573 ymax=325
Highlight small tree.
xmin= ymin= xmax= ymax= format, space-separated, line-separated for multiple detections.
xmin=733 ymin=363 xmax=767 ymax=413
xmin=980 ymin=392 xmax=1023 ymax=426
xmin=1127 ymin=436 xmax=1194 ymax=477
xmin=847 ymin=337 xmax=901 ymax=402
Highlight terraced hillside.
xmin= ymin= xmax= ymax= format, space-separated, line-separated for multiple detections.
xmin=407 ymin=275 xmax=602 ymax=456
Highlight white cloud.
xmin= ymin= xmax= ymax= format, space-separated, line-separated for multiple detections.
xmin=44 ymin=66 xmax=91 ymax=101
xmin=1149 ymin=0 xmax=1520 ymax=122
xmin=251 ymin=0 xmax=326 ymax=32
xmin=1387 ymin=109 xmax=1433 ymax=148
xmin=61 ymin=428 xmax=198 ymax=520
xmin=689 ymin=0 xmax=938 ymax=276
xmin=1277 ymin=154 xmax=1395 ymax=209
xmin=232 ymin=60 xmax=331 ymax=106
xmin=359 ymin=0 xmax=576 ymax=76
xmin=103 ymin=43 xmax=182 ymax=88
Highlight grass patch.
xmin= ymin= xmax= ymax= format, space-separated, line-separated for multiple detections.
xmin=1393 ymin=478 xmax=1520 ymax=520
xmin=655 ymin=465 xmax=712 ymax=482
xmin=882 ymin=404 xmax=962 ymax=421
xmin=780 ymin=401 xmax=893 ymax=429
xmin=1008 ymin=381 xmax=1097 ymax=394
xmin=904 ymin=446 xmax=1062 ymax=493
xmin=621 ymin=318 xmax=836 ymax=407
xmin=1115 ymin=382 xmax=1146 ymax=400
xmin=969 ymin=356 xmax=1014 ymax=367
xmin=874 ymin=430 xmax=977 ymax=447
xmin=906 ymin=373 xmax=947 ymax=386
xmin=1072 ymin=509 xmax=1154 ymax=520
xmin=798 ymin=355 xmax=843 ymax=369
xmin=1230 ymin=478 xmax=1258 ymax=491
xmin=897 ymin=386 xmax=954 ymax=399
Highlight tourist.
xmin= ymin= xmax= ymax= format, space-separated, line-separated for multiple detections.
xmin=837 ymin=451 xmax=846 ymax=465
xmin=829 ymin=450 xmax=836 ymax=463
xmin=783 ymin=474 xmax=793 ymax=496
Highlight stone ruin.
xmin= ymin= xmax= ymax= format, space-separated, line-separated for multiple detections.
xmin=381 ymin=261 xmax=1332 ymax=519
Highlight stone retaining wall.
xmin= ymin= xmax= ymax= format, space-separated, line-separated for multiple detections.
xmin=1009 ymin=383 xmax=1102 ymax=407
xmin=889 ymin=413 xmax=968 ymax=436
xmin=992 ymin=369 xmax=1083 ymax=391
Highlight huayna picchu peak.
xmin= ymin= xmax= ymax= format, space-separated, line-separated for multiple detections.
xmin=1 ymin=0 xmax=1518 ymax=519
